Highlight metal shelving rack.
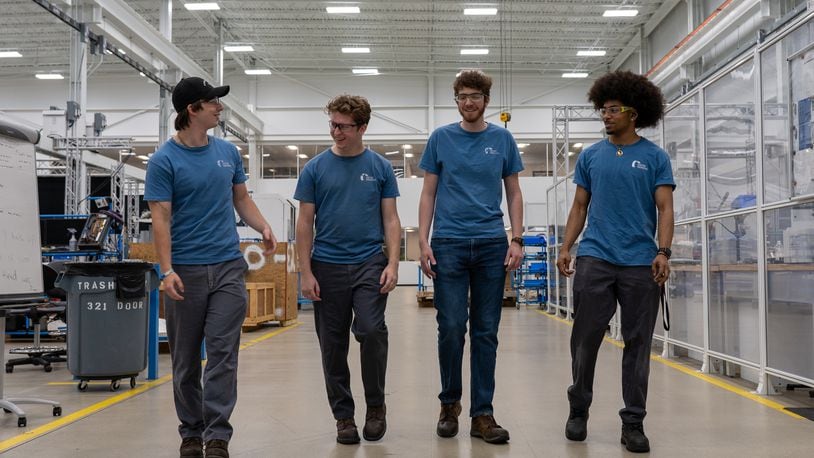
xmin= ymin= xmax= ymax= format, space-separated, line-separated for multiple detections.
xmin=514 ymin=235 xmax=548 ymax=308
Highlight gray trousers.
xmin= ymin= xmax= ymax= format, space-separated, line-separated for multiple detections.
xmin=567 ymin=256 xmax=660 ymax=424
xmin=165 ymin=257 xmax=248 ymax=442
xmin=311 ymin=253 xmax=389 ymax=420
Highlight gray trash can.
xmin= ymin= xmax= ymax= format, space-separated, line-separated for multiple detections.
xmin=55 ymin=261 xmax=157 ymax=391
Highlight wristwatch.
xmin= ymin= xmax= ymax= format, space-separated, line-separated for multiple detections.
xmin=657 ymin=247 xmax=672 ymax=259
xmin=511 ymin=236 xmax=524 ymax=247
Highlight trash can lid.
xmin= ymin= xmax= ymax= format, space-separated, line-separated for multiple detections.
xmin=63 ymin=260 xmax=155 ymax=276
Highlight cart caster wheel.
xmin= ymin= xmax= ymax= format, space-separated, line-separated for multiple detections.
xmin=78 ymin=381 xmax=88 ymax=391
xmin=130 ymin=377 xmax=136 ymax=389
xmin=53 ymin=406 xmax=62 ymax=416
xmin=110 ymin=380 xmax=120 ymax=391
xmin=18 ymin=417 xmax=26 ymax=427
xmin=5 ymin=365 xmax=12 ymax=373
xmin=44 ymin=365 xmax=53 ymax=373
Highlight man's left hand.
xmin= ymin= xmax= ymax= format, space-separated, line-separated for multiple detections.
xmin=504 ymin=242 xmax=524 ymax=272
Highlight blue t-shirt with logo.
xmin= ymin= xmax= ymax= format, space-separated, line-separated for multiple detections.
xmin=144 ymin=136 xmax=246 ymax=265
xmin=574 ymin=137 xmax=675 ymax=266
xmin=294 ymin=148 xmax=400 ymax=264
xmin=419 ymin=122 xmax=524 ymax=238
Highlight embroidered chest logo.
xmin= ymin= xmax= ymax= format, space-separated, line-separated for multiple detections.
xmin=484 ymin=147 xmax=500 ymax=155
xmin=631 ymin=160 xmax=648 ymax=171
xmin=217 ymin=160 xmax=233 ymax=168
xmin=360 ymin=173 xmax=377 ymax=182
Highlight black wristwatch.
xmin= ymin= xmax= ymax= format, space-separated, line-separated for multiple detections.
xmin=511 ymin=236 xmax=524 ymax=247
xmin=657 ymin=247 xmax=672 ymax=259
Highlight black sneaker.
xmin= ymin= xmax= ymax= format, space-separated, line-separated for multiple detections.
xmin=621 ymin=423 xmax=650 ymax=453
xmin=565 ymin=409 xmax=588 ymax=441
xmin=179 ymin=437 xmax=203 ymax=458
xmin=205 ymin=439 xmax=229 ymax=458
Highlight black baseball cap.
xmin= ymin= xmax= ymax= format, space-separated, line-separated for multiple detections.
xmin=172 ymin=77 xmax=230 ymax=113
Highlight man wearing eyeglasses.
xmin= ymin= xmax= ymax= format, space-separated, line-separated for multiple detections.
xmin=146 ymin=76 xmax=278 ymax=458
xmin=556 ymin=70 xmax=675 ymax=453
xmin=419 ymin=69 xmax=524 ymax=444
xmin=294 ymin=94 xmax=401 ymax=445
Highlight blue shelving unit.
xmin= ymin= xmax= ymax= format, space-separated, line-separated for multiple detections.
xmin=514 ymin=234 xmax=548 ymax=307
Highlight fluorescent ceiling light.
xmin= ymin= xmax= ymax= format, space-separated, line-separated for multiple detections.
xmin=517 ymin=143 xmax=529 ymax=148
xmin=342 ymin=47 xmax=370 ymax=54
xmin=326 ymin=6 xmax=360 ymax=14
xmin=410 ymin=175 xmax=417 ymax=178
xmin=402 ymin=144 xmax=412 ymax=149
xmin=461 ymin=49 xmax=489 ymax=55
xmin=573 ymin=142 xmax=583 ymax=148
xmin=184 ymin=2 xmax=220 ymax=11
xmin=577 ymin=50 xmax=606 ymax=57
xmin=137 ymin=154 xmax=150 ymax=160
xmin=603 ymin=9 xmax=638 ymax=17
xmin=352 ymin=68 xmax=379 ymax=75
xmin=464 ymin=8 xmax=497 ymax=15
xmin=224 ymin=45 xmax=254 ymax=52
xmin=35 ymin=73 xmax=64 ymax=80
xmin=286 ymin=145 xmax=299 ymax=150
xmin=262 ymin=153 xmax=270 ymax=157
xmin=384 ymin=151 xmax=400 ymax=156
xmin=297 ymin=153 xmax=308 ymax=159
xmin=242 ymin=154 xmax=249 ymax=158
xmin=519 ymin=151 xmax=524 ymax=155
xmin=404 ymin=153 xmax=414 ymax=158
xmin=562 ymin=72 xmax=589 ymax=78
xmin=0 ymin=51 xmax=22 ymax=58
xmin=568 ymin=151 xmax=575 ymax=156
xmin=244 ymin=68 xmax=271 ymax=75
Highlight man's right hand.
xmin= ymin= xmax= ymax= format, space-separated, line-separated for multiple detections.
xmin=556 ymin=249 xmax=575 ymax=278
xmin=300 ymin=271 xmax=321 ymax=301
xmin=164 ymin=273 xmax=185 ymax=301
xmin=419 ymin=244 xmax=437 ymax=279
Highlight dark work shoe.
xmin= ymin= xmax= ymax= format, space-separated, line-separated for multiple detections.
xmin=336 ymin=418 xmax=361 ymax=444
xmin=436 ymin=401 xmax=462 ymax=438
xmin=470 ymin=415 xmax=510 ymax=444
xmin=204 ymin=439 xmax=229 ymax=458
xmin=363 ymin=404 xmax=387 ymax=441
xmin=565 ymin=408 xmax=588 ymax=441
xmin=179 ymin=437 xmax=203 ymax=458
xmin=621 ymin=423 xmax=650 ymax=453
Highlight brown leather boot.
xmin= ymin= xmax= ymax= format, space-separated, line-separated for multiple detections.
xmin=470 ymin=414 xmax=510 ymax=444
xmin=179 ymin=437 xmax=203 ymax=458
xmin=363 ymin=404 xmax=387 ymax=441
xmin=336 ymin=418 xmax=361 ymax=444
xmin=436 ymin=401 xmax=462 ymax=438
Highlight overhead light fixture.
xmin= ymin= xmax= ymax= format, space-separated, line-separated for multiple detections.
xmin=384 ymin=151 xmax=400 ymax=156
xmin=410 ymin=175 xmax=417 ymax=178
xmin=184 ymin=2 xmax=220 ymax=11
xmin=262 ymin=153 xmax=270 ymax=157
xmin=577 ymin=50 xmax=606 ymax=57
xmin=461 ymin=49 xmax=489 ymax=55
xmin=235 ymin=145 xmax=242 ymax=151
xmin=286 ymin=145 xmax=299 ymax=150
xmin=517 ymin=143 xmax=529 ymax=148
xmin=464 ymin=8 xmax=497 ymax=15
xmin=137 ymin=154 xmax=150 ymax=160
xmin=519 ymin=151 xmax=525 ymax=155
xmin=297 ymin=153 xmax=308 ymax=159
xmin=342 ymin=47 xmax=370 ymax=54
xmin=35 ymin=73 xmax=64 ymax=80
xmin=224 ymin=45 xmax=254 ymax=52
xmin=242 ymin=154 xmax=249 ymax=159
xmin=603 ymin=9 xmax=638 ymax=17
xmin=326 ymin=6 xmax=360 ymax=14
xmin=0 ymin=51 xmax=22 ymax=58
xmin=568 ymin=151 xmax=575 ymax=156
xmin=562 ymin=72 xmax=589 ymax=78
xmin=404 ymin=153 xmax=414 ymax=158
xmin=244 ymin=68 xmax=271 ymax=75
xmin=352 ymin=68 xmax=379 ymax=75
xmin=573 ymin=142 xmax=583 ymax=148
xmin=402 ymin=144 xmax=412 ymax=149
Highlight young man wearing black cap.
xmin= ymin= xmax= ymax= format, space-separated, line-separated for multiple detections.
xmin=145 ymin=77 xmax=277 ymax=458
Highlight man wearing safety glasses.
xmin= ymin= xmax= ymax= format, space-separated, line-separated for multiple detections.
xmin=419 ymin=69 xmax=524 ymax=444
xmin=557 ymin=70 xmax=675 ymax=453
xmin=295 ymin=94 xmax=401 ymax=445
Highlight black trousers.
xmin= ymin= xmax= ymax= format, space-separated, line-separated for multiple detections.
xmin=567 ymin=256 xmax=660 ymax=424
xmin=312 ymin=253 xmax=389 ymax=420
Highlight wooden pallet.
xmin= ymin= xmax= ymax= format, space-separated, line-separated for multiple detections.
xmin=417 ymin=290 xmax=434 ymax=307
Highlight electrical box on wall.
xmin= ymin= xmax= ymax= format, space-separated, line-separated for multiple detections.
xmin=798 ymin=97 xmax=813 ymax=151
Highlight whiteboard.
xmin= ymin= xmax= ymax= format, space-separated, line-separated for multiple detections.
xmin=0 ymin=128 xmax=44 ymax=302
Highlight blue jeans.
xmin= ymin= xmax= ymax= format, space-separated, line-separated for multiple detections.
xmin=431 ymin=237 xmax=508 ymax=417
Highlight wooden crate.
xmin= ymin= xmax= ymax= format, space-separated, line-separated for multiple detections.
xmin=416 ymin=290 xmax=434 ymax=307
xmin=243 ymin=282 xmax=276 ymax=328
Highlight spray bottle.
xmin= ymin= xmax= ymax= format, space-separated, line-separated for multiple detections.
xmin=68 ymin=228 xmax=78 ymax=251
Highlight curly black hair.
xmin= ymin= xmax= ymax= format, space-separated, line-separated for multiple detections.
xmin=587 ymin=70 xmax=665 ymax=129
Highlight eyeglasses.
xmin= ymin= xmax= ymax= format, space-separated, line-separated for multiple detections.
xmin=203 ymin=97 xmax=221 ymax=105
xmin=454 ymin=92 xmax=485 ymax=103
xmin=598 ymin=105 xmax=635 ymax=116
xmin=328 ymin=121 xmax=360 ymax=132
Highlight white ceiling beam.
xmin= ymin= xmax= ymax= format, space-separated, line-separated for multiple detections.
xmin=89 ymin=0 xmax=263 ymax=134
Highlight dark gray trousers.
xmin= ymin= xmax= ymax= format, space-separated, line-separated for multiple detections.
xmin=311 ymin=253 xmax=389 ymax=420
xmin=567 ymin=256 xmax=660 ymax=424
xmin=165 ymin=257 xmax=248 ymax=442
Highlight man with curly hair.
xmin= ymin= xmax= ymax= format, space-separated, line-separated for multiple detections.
xmin=556 ymin=70 xmax=675 ymax=453
xmin=295 ymin=94 xmax=401 ymax=445
xmin=419 ymin=69 xmax=524 ymax=444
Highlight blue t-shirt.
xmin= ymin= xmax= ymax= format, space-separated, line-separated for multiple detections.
xmin=144 ymin=136 xmax=246 ymax=265
xmin=419 ymin=122 xmax=524 ymax=238
xmin=294 ymin=148 xmax=399 ymax=264
xmin=574 ymin=137 xmax=675 ymax=266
